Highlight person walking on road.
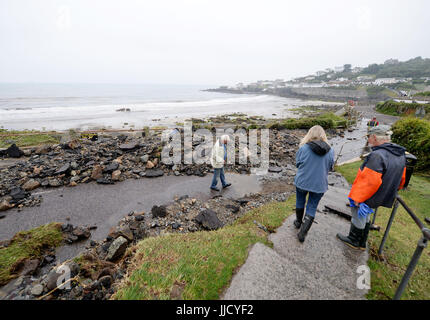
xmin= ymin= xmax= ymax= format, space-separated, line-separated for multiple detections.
xmin=294 ymin=126 xmax=334 ymax=242
xmin=337 ymin=125 xmax=407 ymax=250
xmin=210 ymin=134 xmax=232 ymax=191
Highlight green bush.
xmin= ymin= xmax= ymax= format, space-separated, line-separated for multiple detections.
xmin=414 ymin=91 xmax=430 ymax=97
xmin=267 ymin=113 xmax=348 ymax=130
xmin=391 ymin=118 xmax=430 ymax=171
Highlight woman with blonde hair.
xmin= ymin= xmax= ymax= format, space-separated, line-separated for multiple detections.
xmin=294 ymin=125 xmax=334 ymax=242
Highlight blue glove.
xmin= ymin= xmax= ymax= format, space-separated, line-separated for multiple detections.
xmin=348 ymin=197 xmax=357 ymax=208
xmin=358 ymin=202 xmax=374 ymax=218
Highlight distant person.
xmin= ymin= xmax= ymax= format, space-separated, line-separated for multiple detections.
xmin=294 ymin=126 xmax=334 ymax=242
xmin=367 ymin=117 xmax=379 ymax=127
xmin=337 ymin=125 xmax=406 ymax=250
xmin=210 ymin=134 xmax=232 ymax=191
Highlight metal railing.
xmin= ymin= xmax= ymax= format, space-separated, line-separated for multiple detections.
xmin=376 ymin=195 xmax=430 ymax=300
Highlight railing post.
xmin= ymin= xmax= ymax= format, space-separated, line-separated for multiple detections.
xmin=393 ymin=236 xmax=428 ymax=300
xmin=372 ymin=207 xmax=378 ymax=225
xmin=378 ymin=200 xmax=399 ymax=255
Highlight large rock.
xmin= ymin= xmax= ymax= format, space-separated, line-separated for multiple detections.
xmin=145 ymin=169 xmax=164 ymax=178
xmin=91 ymin=165 xmax=103 ymax=180
xmin=106 ymin=236 xmax=128 ymax=261
xmin=111 ymin=170 xmax=121 ymax=181
xmin=31 ymin=284 xmax=44 ymax=296
xmin=55 ymin=163 xmax=71 ymax=175
xmin=0 ymin=199 xmax=13 ymax=211
xmin=22 ymin=179 xmax=41 ymax=191
xmin=195 ymin=209 xmax=223 ymax=230
xmin=103 ymin=162 xmax=119 ymax=173
xmin=3 ymin=144 xmax=24 ymax=158
xmin=151 ymin=205 xmax=167 ymax=218
xmin=119 ymin=142 xmax=138 ymax=151
xmin=9 ymin=187 xmax=29 ymax=202
xmin=35 ymin=145 xmax=50 ymax=155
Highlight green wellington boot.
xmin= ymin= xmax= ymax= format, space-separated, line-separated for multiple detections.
xmin=297 ymin=215 xmax=314 ymax=243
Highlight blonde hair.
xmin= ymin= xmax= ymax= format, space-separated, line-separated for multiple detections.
xmin=300 ymin=125 xmax=328 ymax=147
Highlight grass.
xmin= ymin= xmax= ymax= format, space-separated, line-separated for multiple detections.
xmin=336 ymin=161 xmax=430 ymax=300
xmin=267 ymin=112 xmax=350 ymax=130
xmin=0 ymin=130 xmax=60 ymax=148
xmin=113 ymin=197 xmax=295 ymax=300
xmin=0 ymin=223 xmax=63 ymax=285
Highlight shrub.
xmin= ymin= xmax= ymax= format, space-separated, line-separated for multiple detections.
xmin=391 ymin=118 xmax=430 ymax=171
xmin=376 ymin=100 xmax=430 ymax=116
xmin=267 ymin=113 xmax=348 ymax=130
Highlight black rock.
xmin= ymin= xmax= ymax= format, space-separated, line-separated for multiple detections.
xmin=151 ymin=205 xmax=167 ymax=218
xmin=236 ymin=198 xmax=251 ymax=206
xmin=3 ymin=144 xmax=24 ymax=158
xmin=195 ymin=209 xmax=223 ymax=230
xmin=96 ymin=178 xmax=114 ymax=185
xmin=55 ymin=163 xmax=71 ymax=175
xmin=10 ymin=187 xmax=29 ymax=202
xmin=103 ymin=162 xmax=119 ymax=173
xmin=172 ymin=222 xmax=181 ymax=229
xmin=145 ymin=169 xmax=164 ymax=178
xmin=135 ymin=215 xmax=144 ymax=222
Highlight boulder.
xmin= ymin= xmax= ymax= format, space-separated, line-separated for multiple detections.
xmin=103 ymin=162 xmax=119 ymax=173
xmin=195 ymin=209 xmax=223 ymax=230
xmin=31 ymin=284 xmax=44 ymax=296
xmin=0 ymin=199 xmax=13 ymax=211
xmin=55 ymin=163 xmax=71 ymax=175
xmin=91 ymin=165 xmax=103 ymax=180
xmin=35 ymin=145 xmax=51 ymax=155
xmin=3 ymin=144 xmax=24 ymax=158
xmin=106 ymin=236 xmax=128 ymax=261
xmin=48 ymin=178 xmax=62 ymax=187
xmin=22 ymin=179 xmax=40 ymax=191
xmin=72 ymin=227 xmax=91 ymax=240
xmin=145 ymin=169 xmax=164 ymax=178
xmin=111 ymin=170 xmax=121 ymax=181
xmin=146 ymin=160 xmax=155 ymax=169
xmin=119 ymin=142 xmax=138 ymax=151
xmin=151 ymin=205 xmax=167 ymax=218
xmin=10 ymin=187 xmax=29 ymax=202
xmin=140 ymin=155 xmax=149 ymax=163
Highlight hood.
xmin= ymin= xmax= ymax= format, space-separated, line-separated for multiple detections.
xmin=306 ymin=141 xmax=331 ymax=156
xmin=372 ymin=143 xmax=406 ymax=157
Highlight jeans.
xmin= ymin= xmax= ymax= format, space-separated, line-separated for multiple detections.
xmin=350 ymin=206 xmax=372 ymax=229
xmin=211 ymin=167 xmax=227 ymax=188
xmin=295 ymin=187 xmax=324 ymax=218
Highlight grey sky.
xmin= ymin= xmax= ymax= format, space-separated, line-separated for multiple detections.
xmin=1 ymin=0 xmax=429 ymax=86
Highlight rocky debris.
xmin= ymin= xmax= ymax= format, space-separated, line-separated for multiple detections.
xmin=9 ymin=187 xmax=29 ymax=203
xmin=119 ymin=142 xmax=138 ymax=151
xmin=111 ymin=170 xmax=121 ymax=181
xmin=195 ymin=209 xmax=223 ymax=230
xmin=20 ymin=259 xmax=40 ymax=276
xmin=62 ymin=224 xmax=92 ymax=244
xmin=225 ymin=204 xmax=240 ymax=213
xmin=106 ymin=236 xmax=128 ymax=261
xmin=22 ymin=179 xmax=41 ymax=191
xmin=0 ymin=144 xmax=24 ymax=158
xmin=268 ymin=166 xmax=282 ymax=173
xmin=151 ymin=205 xmax=167 ymax=218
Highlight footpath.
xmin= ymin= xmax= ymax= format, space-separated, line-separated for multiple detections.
xmin=223 ymin=173 xmax=369 ymax=300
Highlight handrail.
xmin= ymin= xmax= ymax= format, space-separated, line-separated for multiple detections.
xmin=377 ymin=195 xmax=429 ymax=300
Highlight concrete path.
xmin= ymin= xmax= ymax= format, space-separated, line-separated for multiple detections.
xmin=223 ymin=186 xmax=369 ymax=300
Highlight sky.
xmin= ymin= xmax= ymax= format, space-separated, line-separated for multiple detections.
xmin=1 ymin=0 xmax=429 ymax=86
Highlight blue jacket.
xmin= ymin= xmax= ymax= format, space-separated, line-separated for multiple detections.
xmin=294 ymin=141 xmax=334 ymax=194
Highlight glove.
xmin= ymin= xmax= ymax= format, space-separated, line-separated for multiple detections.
xmin=358 ymin=202 xmax=374 ymax=218
xmin=348 ymin=197 xmax=357 ymax=208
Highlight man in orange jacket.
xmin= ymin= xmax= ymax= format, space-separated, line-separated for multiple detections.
xmin=337 ymin=125 xmax=407 ymax=250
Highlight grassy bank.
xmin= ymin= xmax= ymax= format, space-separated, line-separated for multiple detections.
xmin=113 ymin=197 xmax=295 ymax=300
xmin=267 ymin=112 xmax=350 ymax=130
xmin=0 ymin=223 xmax=63 ymax=285
xmin=375 ymin=100 xmax=430 ymax=119
xmin=336 ymin=161 xmax=430 ymax=300
xmin=0 ymin=130 xmax=60 ymax=148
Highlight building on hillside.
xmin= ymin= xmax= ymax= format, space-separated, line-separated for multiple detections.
xmin=384 ymin=59 xmax=400 ymax=65
xmin=373 ymin=78 xmax=398 ymax=85
xmin=316 ymin=70 xmax=327 ymax=76
xmin=351 ymin=67 xmax=363 ymax=74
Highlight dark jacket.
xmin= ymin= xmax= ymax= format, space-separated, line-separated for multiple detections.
xmin=349 ymin=143 xmax=407 ymax=208
xmin=294 ymin=141 xmax=334 ymax=194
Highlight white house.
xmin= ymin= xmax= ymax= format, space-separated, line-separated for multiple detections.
xmin=373 ymin=78 xmax=398 ymax=85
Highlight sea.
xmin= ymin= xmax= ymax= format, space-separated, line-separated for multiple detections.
xmin=0 ymin=83 xmax=341 ymax=131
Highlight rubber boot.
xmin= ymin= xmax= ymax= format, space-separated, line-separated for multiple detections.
xmin=297 ymin=215 xmax=314 ymax=243
xmin=359 ymin=222 xmax=371 ymax=250
xmin=294 ymin=208 xmax=305 ymax=229
xmin=336 ymin=224 xmax=364 ymax=250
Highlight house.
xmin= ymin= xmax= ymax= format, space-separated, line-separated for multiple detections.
xmin=374 ymin=78 xmax=397 ymax=85
xmin=316 ymin=71 xmax=327 ymax=76
xmin=351 ymin=67 xmax=363 ymax=74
